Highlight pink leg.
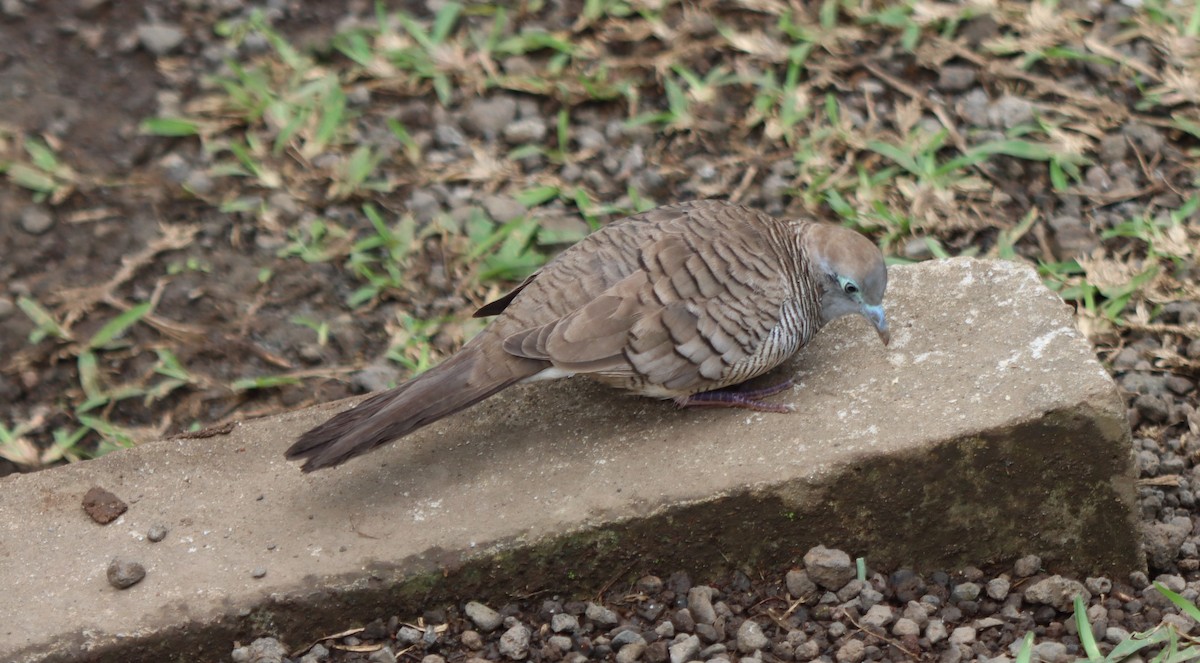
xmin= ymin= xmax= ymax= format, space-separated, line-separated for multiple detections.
xmin=674 ymin=378 xmax=796 ymax=413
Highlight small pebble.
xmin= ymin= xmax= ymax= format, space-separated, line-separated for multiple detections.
xmin=1014 ymin=555 xmax=1041 ymax=577
xmin=989 ymin=94 xmax=1034 ymax=128
xmin=948 ymin=626 xmax=976 ymax=645
xmin=82 ymin=486 xmax=127 ymax=524
xmin=786 ymin=569 xmax=817 ymax=599
xmin=19 ymin=205 xmax=55 ymax=235
xmin=106 ymin=558 xmax=146 ymax=589
xmin=462 ymin=96 xmax=518 ymax=137
xmin=251 ymin=567 xmax=267 ymax=578
xmin=586 ymin=602 xmax=619 ymax=626
xmin=504 ymin=118 xmax=547 ymax=145
xmin=936 ymin=65 xmax=977 ymax=91
xmin=638 ymin=575 xmax=665 ymax=594
xmin=986 ymin=577 xmax=1010 ymax=601
xmin=146 ymin=525 xmax=168 ymax=542
xmin=551 ymin=612 xmax=579 ymax=633
xmin=668 ymin=634 xmax=700 ymax=663
xmin=612 ymin=630 xmax=646 ymax=648
xmin=1033 ymin=641 xmax=1067 ymax=662
xmin=1085 ymin=577 xmax=1112 ymax=595
xmin=736 ymin=619 xmax=769 ymax=653
xmin=231 ymin=638 xmax=287 ymax=663
xmin=465 ymin=601 xmax=503 ymax=632
xmin=1025 ymin=575 xmax=1091 ymax=612
xmin=951 ymin=582 xmax=981 ymax=602
xmin=299 ymin=643 xmax=329 ymax=663
xmin=460 ymin=630 xmax=484 ymax=649
xmin=137 ymin=23 xmax=185 ymax=55
xmin=926 ymin=619 xmax=948 ymax=643
xmin=803 ymin=545 xmax=855 ymax=591
xmin=498 ymin=624 xmax=531 ymax=660
xmin=367 ymin=647 xmax=397 ymax=663
xmin=861 ymin=604 xmax=894 ymax=629
xmin=892 ymin=618 xmax=920 ymax=637
xmin=687 ymin=586 xmax=718 ymax=624
xmin=835 ymin=638 xmax=865 ymax=663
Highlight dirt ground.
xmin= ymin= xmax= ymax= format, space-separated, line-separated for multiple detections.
xmin=1 ymin=0 xmax=399 ymax=466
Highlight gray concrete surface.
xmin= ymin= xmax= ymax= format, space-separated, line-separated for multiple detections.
xmin=0 ymin=258 xmax=1139 ymax=662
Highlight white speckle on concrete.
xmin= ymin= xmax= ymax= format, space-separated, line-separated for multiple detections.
xmin=913 ymin=351 xmax=945 ymax=364
xmin=1030 ymin=327 xmax=1074 ymax=359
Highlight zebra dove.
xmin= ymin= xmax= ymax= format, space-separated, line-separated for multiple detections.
xmin=287 ymin=199 xmax=888 ymax=471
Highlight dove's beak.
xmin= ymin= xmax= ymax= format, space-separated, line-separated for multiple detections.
xmin=863 ymin=304 xmax=890 ymax=346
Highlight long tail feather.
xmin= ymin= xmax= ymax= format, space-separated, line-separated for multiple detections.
xmin=286 ymin=346 xmax=536 ymax=471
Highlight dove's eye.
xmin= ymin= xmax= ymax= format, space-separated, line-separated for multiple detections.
xmin=843 ymin=282 xmax=859 ymax=295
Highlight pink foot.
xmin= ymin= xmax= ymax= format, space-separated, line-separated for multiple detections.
xmin=674 ymin=378 xmax=796 ymax=413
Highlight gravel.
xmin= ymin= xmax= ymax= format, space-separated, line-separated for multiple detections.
xmin=463 ymin=96 xmax=518 ymax=137
xmin=231 ymin=638 xmax=287 ymax=663
xmin=269 ymin=540 xmax=1200 ymax=663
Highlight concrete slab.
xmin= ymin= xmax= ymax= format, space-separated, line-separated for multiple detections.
xmin=0 ymin=258 xmax=1139 ymax=663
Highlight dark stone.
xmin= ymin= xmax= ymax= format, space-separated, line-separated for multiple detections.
xmin=82 ymin=486 xmax=128 ymax=524
xmin=890 ymin=570 xmax=926 ymax=602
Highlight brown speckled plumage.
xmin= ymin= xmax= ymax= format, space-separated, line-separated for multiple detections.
xmin=287 ymin=200 xmax=889 ymax=471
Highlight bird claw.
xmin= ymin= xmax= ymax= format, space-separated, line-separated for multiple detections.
xmin=675 ymin=378 xmax=797 ymax=413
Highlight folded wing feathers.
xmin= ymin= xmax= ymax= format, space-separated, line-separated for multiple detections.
xmin=491 ymin=203 xmax=796 ymax=394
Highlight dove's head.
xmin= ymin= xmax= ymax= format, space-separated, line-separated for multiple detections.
xmin=804 ymin=223 xmax=890 ymax=345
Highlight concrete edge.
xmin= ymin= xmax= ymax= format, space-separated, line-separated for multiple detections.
xmin=22 ymin=399 xmax=1141 ymax=663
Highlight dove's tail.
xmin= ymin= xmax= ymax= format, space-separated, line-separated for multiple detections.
xmin=286 ymin=342 xmax=541 ymax=472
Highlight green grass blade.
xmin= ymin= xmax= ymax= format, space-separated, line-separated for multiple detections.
xmin=153 ymin=348 xmax=193 ymax=381
xmin=1074 ymin=595 xmax=1101 ymax=660
xmin=140 ymin=118 xmax=201 ymax=137
xmin=1164 ymin=644 xmax=1200 ymax=663
xmin=7 ymin=164 xmax=60 ymax=193
xmin=231 ymin=375 xmax=302 ymax=391
xmin=17 ymin=296 xmax=70 ymax=342
xmin=516 ymin=185 xmax=560 ymax=208
xmin=77 ymin=415 xmax=136 ymax=448
xmin=430 ymin=2 xmax=462 ymax=43
xmin=77 ymin=351 xmax=104 ymax=403
xmin=865 ymin=141 xmax=920 ymax=177
xmin=1014 ymin=633 xmax=1035 ymax=663
xmin=312 ymin=79 xmax=346 ymax=151
xmin=24 ymin=137 xmax=61 ymax=172
xmin=1152 ymin=582 xmax=1200 ymax=622
xmin=88 ymin=302 xmax=152 ymax=349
